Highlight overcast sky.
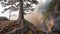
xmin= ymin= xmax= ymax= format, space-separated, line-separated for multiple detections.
xmin=0 ymin=0 xmax=46 ymax=20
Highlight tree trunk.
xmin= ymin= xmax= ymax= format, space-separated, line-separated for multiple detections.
xmin=9 ymin=11 xmax=12 ymax=20
xmin=18 ymin=0 xmax=24 ymax=24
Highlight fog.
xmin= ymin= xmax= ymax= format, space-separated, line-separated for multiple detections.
xmin=24 ymin=0 xmax=53 ymax=33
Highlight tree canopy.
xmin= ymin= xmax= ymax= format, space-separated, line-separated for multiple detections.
xmin=0 ymin=0 xmax=38 ymax=13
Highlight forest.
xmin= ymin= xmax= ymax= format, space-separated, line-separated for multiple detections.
xmin=0 ymin=0 xmax=60 ymax=34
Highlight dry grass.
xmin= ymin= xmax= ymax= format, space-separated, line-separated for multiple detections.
xmin=0 ymin=20 xmax=15 ymax=32
xmin=0 ymin=20 xmax=46 ymax=34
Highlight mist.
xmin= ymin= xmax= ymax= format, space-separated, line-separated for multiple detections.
xmin=24 ymin=0 xmax=54 ymax=33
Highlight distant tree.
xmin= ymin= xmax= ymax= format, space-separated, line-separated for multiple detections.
xmin=0 ymin=0 xmax=38 ymax=20
xmin=0 ymin=0 xmax=38 ymax=13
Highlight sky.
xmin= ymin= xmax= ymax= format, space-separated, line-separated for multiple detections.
xmin=0 ymin=0 xmax=46 ymax=20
